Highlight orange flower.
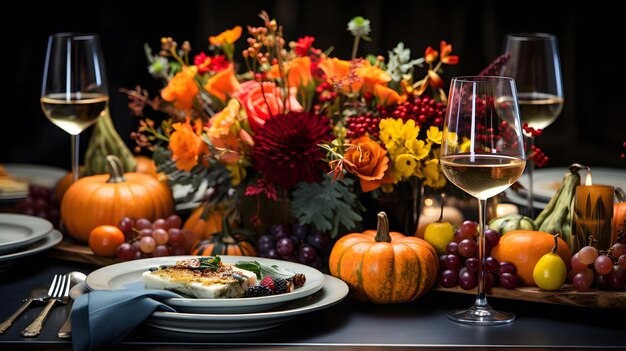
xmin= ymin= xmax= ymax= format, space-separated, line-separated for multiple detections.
xmin=343 ymin=135 xmax=389 ymax=192
xmin=234 ymin=80 xmax=302 ymax=132
xmin=424 ymin=46 xmax=439 ymax=64
xmin=204 ymin=64 xmax=241 ymax=103
xmin=209 ymin=26 xmax=242 ymax=46
xmin=207 ymin=99 xmax=243 ymax=164
xmin=160 ymin=66 xmax=199 ymax=112
xmin=439 ymin=40 xmax=459 ymax=65
xmin=169 ymin=118 xmax=209 ymax=172
xmin=374 ymin=84 xmax=405 ymax=106
xmin=356 ymin=62 xmax=391 ymax=93
xmin=318 ymin=57 xmax=363 ymax=93
xmin=427 ymin=69 xmax=444 ymax=88
xmin=268 ymin=56 xmax=313 ymax=89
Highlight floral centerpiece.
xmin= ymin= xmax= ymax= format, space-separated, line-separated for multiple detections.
xmin=125 ymin=12 xmax=459 ymax=242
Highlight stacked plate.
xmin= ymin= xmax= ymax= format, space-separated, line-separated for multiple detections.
xmin=505 ymin=167 xmax=626 ymax=210
xmin=0 ymin=213 xmax=63 ymax=272
xmin=84 ymin=255 xmax=349 ymax=333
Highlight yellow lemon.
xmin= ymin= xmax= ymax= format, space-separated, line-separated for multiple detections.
xmin=424 ymin=221 xmax=455 ymax=255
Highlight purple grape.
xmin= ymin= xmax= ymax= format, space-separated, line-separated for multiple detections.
xmin=445 ymin=241 xmax=459 ymax=255
xmin=440 ymin=269 xmax=459 ymax=288
xmin=298 ymin=244 xmax=318 ymax=263
xmin=265 ymin=248 xmax=281 ymax=259
xmin=459 ymin=270 xmax=477 ymax=290
xmin=291 ymin=223 xmax=309 ymax=240
xmin=170 ymin=245 xmax=187 ymax=256
xmin=499 ymin=272 xmax=518 ymax=289
xmin=152 ymin=245 xmax=170 ymax=257
xmin=595 ymin=273 xmax=610 ymax=289
xmin=607 ymin=266 xmax=626 ymax=290
xmin=269 ymin=224 xmax=290 ymax=240
xmin=276 ymin=237 xmax=296 ymax=257
xmin=257 ymin=235 xmax=276 ymax=253
xmin=116 ymin=243 xmax=136 ymax=261
xmin=458 ymin=239 xmax=477 ymax=258
xmin=445 ymin=254 xmax=462 ymax=271
xmin=465 ymin=257 xmax=479 ymax=273
xmin=307 ymin=230 xmax=330 ymax=250
xmin=485 ymin=256 xmax=499 ymax=273
xmin=499 ymin=261 xmax=517 ymax=275
xmin=310 ymin=255 xmax=323 ymax=269
xmin=484 ymin=229 xmax=500 ymax=248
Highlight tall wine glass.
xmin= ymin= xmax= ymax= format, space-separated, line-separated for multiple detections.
xmin=41 ymin=33 xmax=109 ymax=182
xmin=440 ymin=76 xmax=526 ymax=325
xmin=501 ymin=33 xmax=563 ymax=216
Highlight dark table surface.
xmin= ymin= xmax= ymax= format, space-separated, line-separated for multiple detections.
xmin=1 ymin=254 xmax=625 ymax=351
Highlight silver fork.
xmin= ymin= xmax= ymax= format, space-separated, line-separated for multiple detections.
xmin=21 ymin=274 xmax=69 ymax=337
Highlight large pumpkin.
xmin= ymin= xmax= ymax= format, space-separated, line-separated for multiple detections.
xmin=61 ymin=155 xmax=175 ymax=243
xmin=190 ymin=216 xmax=257 ymax=257
xmin=328 ymin=212 xmax=439 ymax=304
xmin=491 ymin=230 xmax=572 ymax=286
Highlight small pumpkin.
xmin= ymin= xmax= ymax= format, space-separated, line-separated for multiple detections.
xmin=183 ymin=203 xmax=232 ymax=240
xmin=328 ymin=211 xmax=439 ymax=304
xmin=190 ymin=216 xmax=257 ymax=257
xmin=488 ymin=214 xmax=537 ymax=235
xmin=491 ymin=230 xmax=572 ymax=286
xmin=61 ymin=155 xmax=175 ymax=243
xmin=134 ymin=155 xmax=159 ymax=179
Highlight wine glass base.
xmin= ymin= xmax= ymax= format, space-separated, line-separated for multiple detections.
xmin=447 ymin=305 xmax=516 ymax=325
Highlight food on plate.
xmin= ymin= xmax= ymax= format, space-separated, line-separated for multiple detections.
xmin=0 ymin=164 xmax=28 ymax=195
xmin=143 ymin=256 xmax=257 ymax=298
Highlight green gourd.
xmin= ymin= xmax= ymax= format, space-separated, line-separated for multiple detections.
xmin=83 ymin=108 xmax=136 ymax=176
xmin=489 ymin=214 xmax=537 ymax=235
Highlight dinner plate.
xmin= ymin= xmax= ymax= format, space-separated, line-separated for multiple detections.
xmin=0 ymin=229 xmax=63 ymax=272
xmin=0 ymin=214 xmax=54 ymax=255
xmin=518 ymin=167 xmax=626 ymax=202
xmin=86 ymin=255 xmax=326 ymax=314
xmin=145 ymin=274 xmax=348 ymax=333
xmin=503 ymin=189 xmax=548 ymax=210
xmin=0 ymin=163 xmax=66 ymax=201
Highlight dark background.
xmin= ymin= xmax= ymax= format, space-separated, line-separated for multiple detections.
xmin=2 ymin=0 xmax=624 ymax=171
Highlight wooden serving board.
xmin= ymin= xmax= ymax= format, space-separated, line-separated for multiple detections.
xmin=47 ymin=238 xmax=118 ymax=267
xmin=432 ymin=284 xmax=626 ymax=310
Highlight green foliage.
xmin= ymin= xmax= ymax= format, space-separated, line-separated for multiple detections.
xmin=290 ymin=176 xmax=362 ymax=237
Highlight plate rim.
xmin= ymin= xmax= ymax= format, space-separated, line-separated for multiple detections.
xmin=0 ymin=229 xmax=63 ymax=262
xmin=0 ymin=214 xmax=54 ymax=254
xmin=1 ymin=163 xmax=67 ymax=201
xmin=85 ymin=255 xmax=326 ymax=312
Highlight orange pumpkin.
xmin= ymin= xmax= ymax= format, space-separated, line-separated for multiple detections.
xmin=491 ymin=230 xmax=572 ymax=286
xmin=182 ymin=203 xmax=230 ymax=240
xmin=328 ymin=212 xmax=439 ymax=304
xmin=134 ymin=155 xmax=159 ymax=179
xmin=61 ymin=155 xmax=175 ymax=243
xmin=190 ymin=216 xmax=257 ymax=256
xmin=614 ymin=201 xmax=626 ymax=245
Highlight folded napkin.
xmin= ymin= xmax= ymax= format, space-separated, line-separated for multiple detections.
xmin=71 ymin=289 xmax=181 ymax=351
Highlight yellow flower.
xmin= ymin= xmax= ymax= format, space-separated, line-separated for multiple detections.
xmin=405 ymin=139 xmax=431 ymax=160
xmin=460 ymin=136 xmax=472 ymax=153
xmin=427 ymin=126 xmax=442 ymax=144
xmin=395 ymin=154 xmax=418 ymax=178
xmin=378 ymin=118 xmax=405 ymax=152
xmin=227 ymin=162 xmax=247 ymax=187
xmin=422 ymin=158 xmax=446 ymax=188
xmin=400 ymin=119 xmax=419 ymax=144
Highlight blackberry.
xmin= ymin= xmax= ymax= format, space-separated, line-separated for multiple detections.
xmin=244 ymin=285 xmax=272 ymax=297
xmin=274 ymin=278 xmax=293 ymax=294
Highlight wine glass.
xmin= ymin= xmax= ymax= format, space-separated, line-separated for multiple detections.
xmin=440 ymin=76 xmax=526 ymax=325
xmin=501 ymin=33 xmax=564 ymax=216
xmin=41 ymin=33 xmax=109 ymax=182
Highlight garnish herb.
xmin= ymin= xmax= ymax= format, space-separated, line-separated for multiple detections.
xmin=235 ymin=260 xmax=296 ymax=279
xmin=198 ymin=256 xmax=222 ymax=270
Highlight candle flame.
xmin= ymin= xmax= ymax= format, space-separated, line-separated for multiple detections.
xmin=585 ymin=172 xmax=593 ymax=186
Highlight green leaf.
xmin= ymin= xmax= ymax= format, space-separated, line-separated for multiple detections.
xmin=234 ymin=261 xmax=295 ymax=279
xmin=290 ymin=176 xmax=362 ymax=235
xmin=198 ymin=256 xmax=221 ymax=270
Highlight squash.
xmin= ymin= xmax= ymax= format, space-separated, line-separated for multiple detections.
xmin=328 ymin=211 xmax=439 ymax=304
xmin=488 ymin=214 xmax=537 ymax=235
xmin=190 ymin=216 xmax=257 ymax=256
xmin=61 ymin=155 xmax=175 ymax=243
xmin=491 ymin=230 xmax=572 ymax=286
xmin=182 ymin=203 xmax=230 ymax=240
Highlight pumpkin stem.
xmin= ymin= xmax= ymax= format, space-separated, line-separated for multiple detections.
xmin=375 ymin=211 xmax=392 ymax=243
xmin=105 ymin=155 xmax=127 ymax=183
xmin=552 ymin=233 xmax=559 ymax=254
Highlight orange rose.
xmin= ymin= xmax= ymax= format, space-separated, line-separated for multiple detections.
xmin=204 ymin=64 xmax=241 ymax=103
xmin=344 ymin=135 xmax=389 ymax=192
xmin=169 ymin=119 xmax=209 ymax=172
xmin=161 ymin=66 xmax=198 ymax=112
xmin=234 ymin=81 xmax=303 ymax=132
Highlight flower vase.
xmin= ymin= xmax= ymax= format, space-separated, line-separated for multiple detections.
xmin=361 ymin=179 xmax=424 ymax=235
xmin=240 ymin=193 xmax=293 ymax=237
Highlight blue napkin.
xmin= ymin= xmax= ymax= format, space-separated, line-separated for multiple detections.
xmin=71 ymin=289 xmax=181 ymax=351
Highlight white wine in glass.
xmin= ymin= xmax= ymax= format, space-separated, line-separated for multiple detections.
xmin=441 ymin=76 xmax=526 ymax=325
xmin=41 ymin=33 xmax=109 ymax=181
xmin=501 ymin=33 xmax=563 ymax=216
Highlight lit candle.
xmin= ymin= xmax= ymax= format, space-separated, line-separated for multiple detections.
xmin=496 ymin=203 xmax=519 ymax=217
xmin=572 ymin=170 xmax=614 ymax=251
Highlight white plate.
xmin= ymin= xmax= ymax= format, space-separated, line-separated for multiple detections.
xmin=0 ymin=164 xmax=66 ymax=201
xmin=86 ymin=255 xmax=326 ymax=314
xmin=503 ymin=189 xmax=548 ymax=210
xmin=0 ymin=214 xmax=54 ymax=254
xmin=145 ymin=274 xmax=348 ymax=333
xmin=0 ymin=230 xmax=63 ymax=271
xmin=518 ymin=167 xmax=626 ymax=202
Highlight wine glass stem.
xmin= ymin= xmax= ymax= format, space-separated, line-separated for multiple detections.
xmin=526 ymin=136 xmax=535 ymax=218
xmin=71 ymin=134 xmax=80 ymax=182
xmin=475 ymin=198 xmax=488 ymax=308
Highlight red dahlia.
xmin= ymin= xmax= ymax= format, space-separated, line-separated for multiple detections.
xmin=253 ymin=112 xmax=332 ymax=189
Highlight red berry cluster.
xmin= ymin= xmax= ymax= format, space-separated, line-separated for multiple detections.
xmin=346 ymin=112 xmax=381 ymax=139
xmin=621 ymin=141 xmax=626 ymax=160
xmin=383 ymin=95 xmax=445 ymax=128
xmin=531 ymin=145 xmax=549 ymax=168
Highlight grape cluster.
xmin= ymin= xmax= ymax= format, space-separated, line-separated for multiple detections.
xmin=13 ymin=185 xmax=60 ymax=226
xmin=115 ymin=215 xmax=195 ymax=261
xmin=569 ymin=242 xmax=626 ymax=291
xmin=257 ymin=223 xmax=331 ymax=270
xmin=438 ymin=220 xmax=519 ymax=290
